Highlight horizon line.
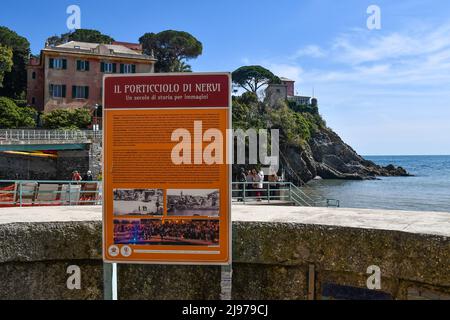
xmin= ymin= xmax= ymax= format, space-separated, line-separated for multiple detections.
xmin=363 ymin=154 xmax=450 ymax=157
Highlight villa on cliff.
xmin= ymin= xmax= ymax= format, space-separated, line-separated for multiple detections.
xmin=26 ymin=41 xmax=156 ymax=115
xmin=265 ymin=77 xmax=317 ymax=108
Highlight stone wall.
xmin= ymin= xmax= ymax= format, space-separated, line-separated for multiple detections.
xmin=0 ymin=147 xmax=93 ymax=181
xmin=0 ymin=153 xmax=58 ymax=180
xmin=56 ymin=149 xmax=90 ymax=180
xmin=0 ymin=206 xmax=448 ymax=300
xmin=88 ymin=141 xmax=102 ymax=179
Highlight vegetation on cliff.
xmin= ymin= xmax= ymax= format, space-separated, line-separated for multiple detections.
xmin=232 ymin=90 xmax=409 ymax=184
xmin=232 ymin=92 xmax=324 ymax=147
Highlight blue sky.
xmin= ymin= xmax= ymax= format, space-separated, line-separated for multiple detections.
xmin=2 ymin=0 xmax=450 ymax=155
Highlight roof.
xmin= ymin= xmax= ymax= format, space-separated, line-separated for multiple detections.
xmin=57 ymin=41 xmax=138 ymax=55
xmin=42 ymin=41 xmax=155 ymax=61
xmin=280 ymin=77 xmax=295 ymax=82
xmin=111 ymin=41 xmax=142 ymax=51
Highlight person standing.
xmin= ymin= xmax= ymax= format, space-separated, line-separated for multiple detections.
xmin=247 ymin=170 xmax=255 ymax=199
xmin=83 ymin=170 xmax=93 ymax=181
xmin=238 ymin=168 xmax=247 ymax=201
xmin=268 ymin=171 xmax=279 ymax=199
xmin=257 ymin=170 xmax=265 ymax=201
xmin=252 ymin=169 xmax=261 ymax=201
xmin=71 ymin=171 xmax=82 ymax=183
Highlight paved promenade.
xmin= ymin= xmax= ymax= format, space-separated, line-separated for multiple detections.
xmin=1 ymin=205 xmax=448 ymax=237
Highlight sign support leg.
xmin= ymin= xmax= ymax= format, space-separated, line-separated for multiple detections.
xmin=220 ymin=264 xmax=233 ymax=300
xmin=103 ymin=262 xmax=118 ymax=300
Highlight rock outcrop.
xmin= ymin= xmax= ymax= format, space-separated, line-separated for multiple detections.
xmin=281 ymin=126 xmax=410 ymax=184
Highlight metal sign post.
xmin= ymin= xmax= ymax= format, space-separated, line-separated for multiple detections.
xmin=220 ymin=264 xmax=233 ymax=300
xmin=103 ymin=263 xmax=118 ymax=300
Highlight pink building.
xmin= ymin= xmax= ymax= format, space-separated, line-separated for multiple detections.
xmin=280 ymin=77 xmax=295 ymax=97
xmin=27 ymin=41 xmax=156 ymax=113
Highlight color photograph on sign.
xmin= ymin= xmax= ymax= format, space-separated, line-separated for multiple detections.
xmin=102 ymin=73 xmax=231 ymax=265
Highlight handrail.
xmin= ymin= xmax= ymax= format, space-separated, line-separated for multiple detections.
xmin=0 ymin=180 xmax=337 ymax=208
xmin=0 ymin=180 xmax=102 ymax=207
xmin=0 ymin=129 xmax=102 ymax=143
xmin=232 ymin=181 xmax=315 ymax=207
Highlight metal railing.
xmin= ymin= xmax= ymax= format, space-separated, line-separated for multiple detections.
xmin=0 ymin=180 xmax=338 ymax=208
xmin=232 ymin=181 xmax=320 ymax=207
xmin=0 ymin=129 xmax=102 ymax=144
xmin=0 ymin=180 xmax=102 ymax=207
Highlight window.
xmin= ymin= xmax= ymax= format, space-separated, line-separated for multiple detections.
xmin=120 ymin=64 xmax=136 ymax=74
xmin=32 ymin=72 xmax=36 ymax=79
xmin=31 ymin=97 xmax=36 ymax=105
xmin=101 ymin=62 xmax=116 ymax=73
xmin=76 ymin=60 xmax=90 ymax=71
xmin=72 ymin=86 xmax=90 ymax=99
xmin=49 ymin=84 xmax=66 ymax=98
xmin=49 ymin=58 xmax=67 ymax=70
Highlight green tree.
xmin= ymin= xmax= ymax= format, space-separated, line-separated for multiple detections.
xmin=46 ymin=29 xmax=115 ymax=46
xmin=171 ymin=59 xmax=192 ymax=72
xmin=42 ymin=108 xmax=92 ymax=129
xmin=0 ymin=45 xmax=13 ymax=87
xmin=0 ymin=26 xmax=30 ymax=99
xmin=232 ymin=65 xmax=280 ymax=94
xmin=139 ymin=30 xmax=202 ymax=72
xmin=71 ymin=108 xmax=92 ymax=128
xmin=232 ymin=92 xmax=266 ymax=130
xmin=0 ymin=97 xmax=36 ymax=128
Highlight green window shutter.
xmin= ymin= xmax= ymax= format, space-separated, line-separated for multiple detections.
xmin=72 ymin=86 xmax=76 ymax=98
xmin=120 ymin=64 xmax=124 ymax=73
xmin=49 ymin=84 xmax=54 ymax=96
xmin=49 ymin=58 xmax=54 ymax=69
xmin=76 ymin=60 xmax=81 ymax=71
xmin=85 ymin=61 xmax=90 ymax=71
xmin=101 ymin=62 xmax=105 ymax=72
xmin=132 ymin=65 xmax=136 ymax=73
xmin=85 ymin=86 xmax=89 ymax=99
xmin=62 ymin=85 xmax=66 ymax=98
xmin=112 ymin=63 xmax=117 ymax=73
xmin=62 ymin=59 xmax=67 ymax=70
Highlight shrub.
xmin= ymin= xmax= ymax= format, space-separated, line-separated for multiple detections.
xmin=0 ymin=96 xmax=36 ymax=128
xmin=42 ymin=108 xmax=92 ymax=129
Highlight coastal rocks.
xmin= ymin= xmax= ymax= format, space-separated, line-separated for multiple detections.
xmin=282 ymin=126 xmax=411 ymax=184
xmin=382 ymin=164 xmax=410 ymax=177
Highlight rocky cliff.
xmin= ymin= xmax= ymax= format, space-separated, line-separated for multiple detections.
xmin=281 ymin=126 xmax=410 ymax=185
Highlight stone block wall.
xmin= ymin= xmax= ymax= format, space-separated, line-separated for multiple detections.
xmin=0 ymin=218 xmax=448 ymax=300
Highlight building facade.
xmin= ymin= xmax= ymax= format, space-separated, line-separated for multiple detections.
xmin=27 ymin=41 xmax=156 ymax=113
xmin=265 ymin=77 xmax=314 ymax=107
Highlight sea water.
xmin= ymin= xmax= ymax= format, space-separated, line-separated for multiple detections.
xmin=305 ymin=155 xmax=450 ymax=212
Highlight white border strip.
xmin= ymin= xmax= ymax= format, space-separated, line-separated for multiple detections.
xmin=134 ymin=250 xmax=221 ymax=255
xmin=107 ymin=107 xmax=229 ymax=111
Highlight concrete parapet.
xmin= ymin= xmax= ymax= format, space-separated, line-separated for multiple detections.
xmin=0 ymin=206 xmax=448 ymax=300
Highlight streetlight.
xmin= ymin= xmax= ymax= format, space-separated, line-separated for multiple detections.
xmin=93 ymin=104 xmax=99 ymax=132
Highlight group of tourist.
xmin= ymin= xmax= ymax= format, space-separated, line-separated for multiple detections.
xmin=71 ymin=170 xmax=94 ymax=182
xmin=237 ymin=168 xmax=281 ymax=201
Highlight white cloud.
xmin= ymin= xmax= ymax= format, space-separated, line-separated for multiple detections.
xmin=246 ymin=21 xmax=450 ymax=154
xmin=265 ymin=63 xmax=304 ymax=83
xmin=292 ymin=45 xmax=326 ymax=59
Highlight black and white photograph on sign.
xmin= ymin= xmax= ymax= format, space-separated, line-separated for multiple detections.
xmin=113 ymin=219 xmax=220 ymax=246
xmin=167 ymin=189 xmax=220 ymax=217
xmin=113 ymin=189 xmax=163 ymax=216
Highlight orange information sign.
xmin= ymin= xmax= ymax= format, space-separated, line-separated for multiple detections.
xmin=102 ymin=73 xmax=231 ymax=265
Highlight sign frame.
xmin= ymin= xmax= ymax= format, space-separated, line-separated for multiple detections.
xmin=102 ymin=72 xmax=232 ymax=266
